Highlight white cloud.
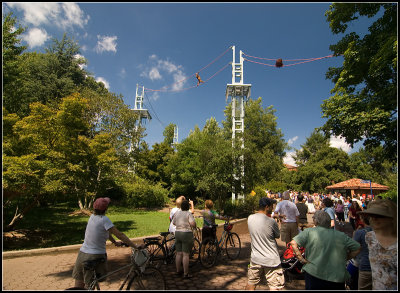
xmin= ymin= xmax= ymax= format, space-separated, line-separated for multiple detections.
xmin=5 ymin=2 xmax=89 ymax=29
xmin=96 ymin=77 xmax=110 ymax=89
xmin=74 ymin=54 xmax=87 ymax=69
xmin=60 ymin=2 xmax=90 ymax=29
xmin=140 ymin=55 xmax=186 ymax=91
xmin=149 ymin=67 xmax=162 ymax=80
xmin=329 ymin=135 xmax=352 ymax=153
xmin=95 ymin=35 xmax=118 ymax=53
xmin=283 ymin=151 xmax=297 ymax=166
xmin=22 ymin=27 xmax=49 ymax=48
xmin=288 ymin=136 xmax=299 ymax=146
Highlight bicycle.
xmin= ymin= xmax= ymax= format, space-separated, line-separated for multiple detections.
xmin=200 ymin=219 xmax=241 ymax=268
xmin=67 ymin=245 xmax=166 ymax=290
xmin=143 ymin=229 xmax=201 ymax=269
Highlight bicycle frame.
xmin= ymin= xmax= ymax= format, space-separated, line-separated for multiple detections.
xmin=216 ymin=229 xmax=229 ymax=251
xmin=86 ymin=260 xmax=137 ymax=290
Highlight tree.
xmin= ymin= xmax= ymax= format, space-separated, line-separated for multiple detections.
xmin=163 ymin=123 xmax=176 ymax=146
xmin=3 ymin=95 xmax=91 ymax=230
xmin=322 ymin=3 xmax=397 ymax=162
xmin=222 ymin=97 xmax=287 ymax=192
xmin=2 ymin=12 xmax=27 ymax=115
xmin=293 ymin=129 xmax=330 ymax=166
xmin=3 ymin=25 xmax=88 ymax=117
xmin=295 ymin=146 xmax=351 ymax=193
xmin=2 ymin=94 xmax=129 ymax=230
xmin=167 ymin=118 xmax=234 ymax=207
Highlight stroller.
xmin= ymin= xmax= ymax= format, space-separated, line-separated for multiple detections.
xmin=281 ymin=243 xmax=305 ymax=282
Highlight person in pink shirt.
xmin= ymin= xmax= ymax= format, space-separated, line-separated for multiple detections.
xmin=335 ymin=199 xmax=345 ymax=226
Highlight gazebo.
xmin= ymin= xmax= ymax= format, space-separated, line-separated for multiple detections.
xmin=326 ymin=178 xmax=389 ymax=199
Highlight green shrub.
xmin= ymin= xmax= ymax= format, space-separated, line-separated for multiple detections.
xmin=223 ymin=194 xmax=258 ymax=218
xmin=378 ymin=189 xmax=397 ymax=202
xmin=124 ymin=181 xmax=168 ymax=208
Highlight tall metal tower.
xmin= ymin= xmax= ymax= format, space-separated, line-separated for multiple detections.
xmin=131 ymin=84 xmax=152 ymax=149
xmin=128 ymin=84 xmax=152 ymax=171
xmin=225 ymin=46 xmax=251 ymax=202
xmin=172 ymin=125 xmax=179 ymax=150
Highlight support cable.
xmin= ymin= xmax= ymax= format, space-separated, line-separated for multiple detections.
xmin=144 ymin=46 xmax=232 ymax=93
xmin=145 ymin=62 xmax=231 ymax=93
xmin=144 ymin=91 xmax=166 ymax=128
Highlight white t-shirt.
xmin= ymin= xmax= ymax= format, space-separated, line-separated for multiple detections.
xmin=247 ymin=213 xmax=281 ymax=267
xmin=80 ymin=214 xmax=114 ymax=254
xmin=274 ymin=200 xmax=300 ymax=223
xmin=172 ymin=210 xmax=195 ymax=232
xmin=169 ymin=207 xmax=180 ymax=233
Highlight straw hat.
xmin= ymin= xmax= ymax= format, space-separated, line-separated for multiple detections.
xmin=357 ymin=199 xmax=396 ymax=218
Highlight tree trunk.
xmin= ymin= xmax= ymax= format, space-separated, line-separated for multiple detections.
xmin=4 ymin=195 xmax=42 ymax=232
xmin=78 ymin=199 xmax=84 ymax=210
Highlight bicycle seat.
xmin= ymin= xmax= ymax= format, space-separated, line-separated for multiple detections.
xmin=143 ymin=237 xmax=160 ymax=243
xmin=83 ymin=258 xmax=105 ymax=270
xmin=160 ymin=232 xmax=171 ymax=237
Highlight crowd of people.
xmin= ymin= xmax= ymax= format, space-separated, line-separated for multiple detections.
xmin=246 ymin=190 xmax=397 ymax=291
xmin=70 ymin=191 xmax=397 ymax=291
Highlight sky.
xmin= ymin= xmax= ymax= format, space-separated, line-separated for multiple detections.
xmin=4 ymin=2 xmax=375 ymax=166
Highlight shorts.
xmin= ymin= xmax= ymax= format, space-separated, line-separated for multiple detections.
xmin=336 ymin=212 xmax=345 ymax=222
xmin=72 ymin=251 xmax=107 ymax=286
xmin=175 ymin=231 xmax=193 ymax=254
xmin=247 ymin=261 xmax=285 ymax=290
xmin=202 ymin=226 xmax=216 ymax=243
xmin=280 ymin=222 xmax=299 ymax=243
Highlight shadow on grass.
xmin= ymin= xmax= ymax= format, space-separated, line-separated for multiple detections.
xmin=3 ymin=202 xmax=139 ymax=251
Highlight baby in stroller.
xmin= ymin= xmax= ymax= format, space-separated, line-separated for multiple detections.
xmin=281 ymin=243 xmax=305 ymax=282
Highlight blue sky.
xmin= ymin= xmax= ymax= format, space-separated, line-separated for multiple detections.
xmin=4 ymin=2 xmax=374 ymax=165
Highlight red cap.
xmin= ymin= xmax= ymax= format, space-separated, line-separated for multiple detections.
xmin=93 ymin=197 xmax=111 ymax=211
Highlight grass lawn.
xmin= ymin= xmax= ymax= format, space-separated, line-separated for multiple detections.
xmin=3 ymin=202 xmax=222 ymax=251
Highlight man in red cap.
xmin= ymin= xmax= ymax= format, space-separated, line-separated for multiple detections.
xmin=72 ymin=197 xmax=144 ymax=289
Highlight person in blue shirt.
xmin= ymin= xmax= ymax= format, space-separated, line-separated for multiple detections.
xmin=353 ymin=215 xmax=373 ymax=290
xmin=321 ymin=198 xmax=336 ymax=229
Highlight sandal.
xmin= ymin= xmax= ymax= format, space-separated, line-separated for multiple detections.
xmin=175 ymin=271 xmax=183 ymax=276
xmin=183 ymin=274 xmax=193 ymax=279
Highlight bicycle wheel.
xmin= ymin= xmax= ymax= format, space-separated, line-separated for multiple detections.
xmin=200 ymin=237 xmax=218 ymax=268
xmin=126 ymin=267 xmax=166 ymax=290
xmin=189 ymin=237 xmax=201 ymax=267
xmin=144 ymin=242 xmax=166 ymax=269
xmin=225 ymin=232 xmax=241 ymax=260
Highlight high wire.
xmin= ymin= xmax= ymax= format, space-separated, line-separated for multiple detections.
xmin=242 ymin=52 xmax=336 ymax=67
xmin=144 ymin=46 xmax=232 ymax=93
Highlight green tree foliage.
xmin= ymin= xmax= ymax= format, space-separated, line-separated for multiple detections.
xmin=349 ymin=146 xmax=397 ymax=194
xmin=3 ymin=16 xmax=87 ymax=117
xmin=3 ymin=95 xmax=90 ymax=230
xmin=322 ymin=3 xmax=397 ymax=162
xmin=295 ymin=146 xmax=351 ymax=193
xmin=167 ymin=118 xmax=234 ymax=207
xmin=2 ymin=12 xmax=27 ymax=115
xmin=222 ymin=97 xmax=287 ymax=191
xmin=135 ymin=141 xmax=175 ymax=189
xmin=293 ymin=129 xmax=330 ymax=166
xmin=163 ymin=123 xmax=176 ymax=146
xmin=3 ymin=93 xmax=135 ymax=230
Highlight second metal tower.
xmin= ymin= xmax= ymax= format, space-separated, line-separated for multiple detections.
xmin=225 ymin=46 xmax=251 ymax=202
